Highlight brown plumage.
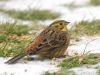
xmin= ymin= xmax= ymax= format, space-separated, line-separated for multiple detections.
xmin=5 ymin=20 xmax=70 ymax=64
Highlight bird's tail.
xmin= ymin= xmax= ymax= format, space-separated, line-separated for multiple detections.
xmin=5 ymin=52 xmax=26 ymax=64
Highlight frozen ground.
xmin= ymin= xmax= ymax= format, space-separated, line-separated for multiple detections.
xmin=68 ymin=35 xmax=100 ymax=55
xmin=0 ymin=0 xmax=100 ymax=75
xmin=0 ymin=57 xmax=58 ymax=75
xmin=71 ymin=68 xmax=97 ymax=75
xmin=0 ymin=0 xmax=100 ymax=24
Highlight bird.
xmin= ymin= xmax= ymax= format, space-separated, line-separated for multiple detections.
xmin=5 ymin=20 xmax=70 ymax=64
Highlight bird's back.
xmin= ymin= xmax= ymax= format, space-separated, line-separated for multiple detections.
xmin=24 ymin=26 xmax=70 ymax=58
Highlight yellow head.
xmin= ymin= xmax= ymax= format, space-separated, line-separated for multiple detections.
xmin=50 ymin=20 xmax=70 ymax=31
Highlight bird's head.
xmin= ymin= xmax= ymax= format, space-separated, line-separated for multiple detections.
xmin=50 ymin=20 xmax=70 ymax=31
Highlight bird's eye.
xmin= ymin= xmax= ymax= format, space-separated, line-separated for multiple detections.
xmin=59 ymin=23 xmax=63 ymax=25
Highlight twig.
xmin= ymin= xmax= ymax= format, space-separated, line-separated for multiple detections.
xmin=82 ymin=39 xmax=96 ymax=56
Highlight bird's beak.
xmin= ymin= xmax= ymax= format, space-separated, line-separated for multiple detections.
xmin=66 ymin=21 xmax=70 ymax=25
xmin=67 ymin=21 xmax=70 ymax=24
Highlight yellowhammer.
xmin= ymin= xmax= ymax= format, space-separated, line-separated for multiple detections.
xmin=5 ymin=20 xmax=70 ymax=64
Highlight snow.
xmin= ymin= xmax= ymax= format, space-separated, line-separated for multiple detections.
xmin=0 ymin=58 xmax=58 ymax=75
xmin=68 ymin=35 xmax=100 ymax=55
xmin=0 ymin=12 xmax=15 ymax=23
xmin=0 ymin=0 xmax=100 ymax=24
xmin=70 ymin=67 xmax=97 ymax=75
xmin=1 ymin=0 xmax=88 ymax=10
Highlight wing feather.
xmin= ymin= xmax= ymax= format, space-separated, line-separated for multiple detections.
xmin=25 ymin=27 xmax=67 ymax=55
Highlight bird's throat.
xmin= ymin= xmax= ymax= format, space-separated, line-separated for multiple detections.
xmin=61 ymin=27 xmax=68 ymax=31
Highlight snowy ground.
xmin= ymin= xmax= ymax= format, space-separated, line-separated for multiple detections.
xmin=68 ymin=35 xmax=100 ymax=55
xmin=0 ymin=0 xmax=100 ymax=75
xmin=71 ymin=68 xmax=97 ymax=75
xmin=0 ymin=0 xmax=100 ymax=24
xmin=0 ymin=57 xmax=58 ymax=75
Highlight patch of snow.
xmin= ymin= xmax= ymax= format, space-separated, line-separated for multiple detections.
xmin=71 ymin=6 xmax=100 ymax=22
xmin=0 ymin=12 xmax=35 ymax=25
xmin=0 ymin=12 xmax=15 ymax=24
xmin=0 ymin=0 xmax=100 ymax=25
xmin=70 ymin=67 xmax=97 ymax=75
xmin=0 ymin=58 xmax=58 ymax=75
xmin=68 ymin=35 xmax=100 ymax=55
xmin=0 ymin=0 xmax=100 ymax=24
xmin=1 ymin=0 xmax=88 ymax=10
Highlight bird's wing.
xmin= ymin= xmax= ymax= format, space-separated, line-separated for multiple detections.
xmin=25 ymin=27 xmax=67 ymax=54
